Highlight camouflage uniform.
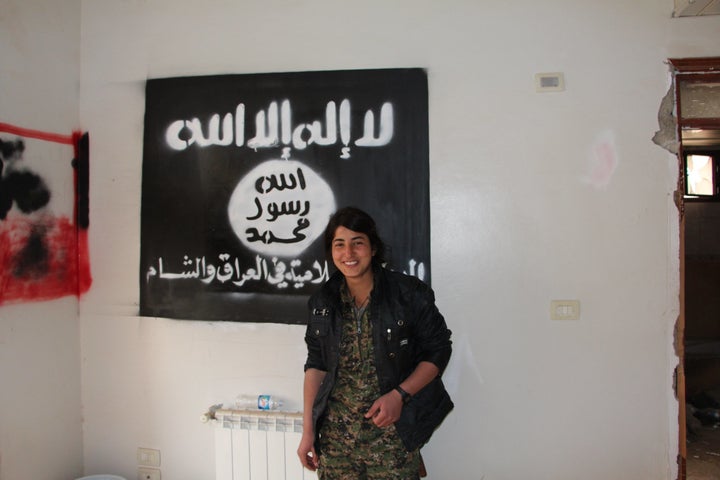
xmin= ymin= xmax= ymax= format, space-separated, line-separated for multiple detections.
xmin=317 ymin=283 xmax=420 ymax=480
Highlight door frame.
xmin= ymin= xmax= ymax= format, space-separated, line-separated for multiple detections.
xmin=668 ymin=56 xmax=720 ymax=480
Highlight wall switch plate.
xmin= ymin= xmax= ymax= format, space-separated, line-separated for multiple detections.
xmin=535 ymin=72 xmax=565 ymax=92
xmin=138 ymin=467 xmax=161 ymax=480
xmin=550 ymin=300 xmax=580 ymax=320
xmin=137 ymin=448 xmax=161 ymax=467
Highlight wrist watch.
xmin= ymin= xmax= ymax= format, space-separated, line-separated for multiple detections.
xmin=395 ymin=386 xmax=411 ymax=404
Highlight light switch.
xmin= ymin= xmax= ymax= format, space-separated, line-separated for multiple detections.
xmin=550 ymin=300 xmax=580 ymax=320
xmin=137 ymin=448 xmax=160 ymax=467
xmin=535 ymin=72 xmax=565 ymax=92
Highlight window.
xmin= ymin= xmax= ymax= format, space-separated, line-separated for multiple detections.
xmin=684 ymin=150 xmax=719 ymax=198
xmin=669 ymin=57 xmax=720 ymax=201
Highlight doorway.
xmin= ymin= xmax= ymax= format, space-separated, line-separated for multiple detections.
xmin=668 ymin=56 xmax=720 ymax=480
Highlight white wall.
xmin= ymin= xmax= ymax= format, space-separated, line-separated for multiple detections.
xmin=0 ymin=1 xmax=83 ymax=479
xmin=74 ymin=1 xmax=716 ymax=479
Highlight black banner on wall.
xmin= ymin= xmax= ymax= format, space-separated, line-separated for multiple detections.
xmin=140 ymin=69 xmax=430 ymax=323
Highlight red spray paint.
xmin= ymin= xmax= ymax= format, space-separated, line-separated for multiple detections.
xmin=0 ymin=123 xmax=91 ymax=305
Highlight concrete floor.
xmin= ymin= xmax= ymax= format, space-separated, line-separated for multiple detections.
xmin=687 ymin=423 xmax=720 ymax=480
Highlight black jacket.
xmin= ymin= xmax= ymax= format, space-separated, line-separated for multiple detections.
xmin=304 ymin=264 xmax=453 ymax=451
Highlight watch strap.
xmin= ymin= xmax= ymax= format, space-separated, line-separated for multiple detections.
xmin=395 ymin=386 xmax=411 ymax=404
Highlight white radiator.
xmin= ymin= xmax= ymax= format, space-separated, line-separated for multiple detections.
xmin=213 ymin=409 xmax=318 ymax=480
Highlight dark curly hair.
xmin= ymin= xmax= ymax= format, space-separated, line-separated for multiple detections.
xmin=323 ymin=206 xmax=386 ymax=266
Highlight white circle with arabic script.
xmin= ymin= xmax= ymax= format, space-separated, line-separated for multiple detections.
xmin=228 ymin=159 xmax=336 ymax=257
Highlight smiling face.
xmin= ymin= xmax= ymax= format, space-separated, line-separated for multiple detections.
xmin=331 ymin=226 xmax=375 ymax=285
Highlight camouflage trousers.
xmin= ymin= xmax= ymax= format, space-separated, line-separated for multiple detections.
xmin=317 ymin=418 xmax=420 ymax=480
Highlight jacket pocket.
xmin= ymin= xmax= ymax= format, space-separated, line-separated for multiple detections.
xmin=384 ymin=315 xmax=412 ymax=366
xmin=309 ymin=318 xmax=329 ymax=338
xmin=305 ymin=309 xmax=332 ymax=372
xmin=309 ymin=306 xmax=331 ymax=336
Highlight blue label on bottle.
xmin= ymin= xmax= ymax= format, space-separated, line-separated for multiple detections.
xmin=258 ymin=394 xmax=271 ymax=410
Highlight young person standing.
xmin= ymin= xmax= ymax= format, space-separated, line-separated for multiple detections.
xmin=298 ymin=207 xmax=453 ymax=479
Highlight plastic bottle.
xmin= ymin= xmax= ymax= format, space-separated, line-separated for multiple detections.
xmin=236 ymin=394 xmax=284 ymax=411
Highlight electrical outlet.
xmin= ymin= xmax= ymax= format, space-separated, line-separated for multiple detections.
xmin=138 ymin=467 xmax=161 ymax=480
xmin=137 ymin=448 xmax=161 ymax=467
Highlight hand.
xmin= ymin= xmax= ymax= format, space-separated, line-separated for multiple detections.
xmin=364 ymin=390 xmax=403 ymax=428
xmin=297 ymin=432 xmax=319 ymax=471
